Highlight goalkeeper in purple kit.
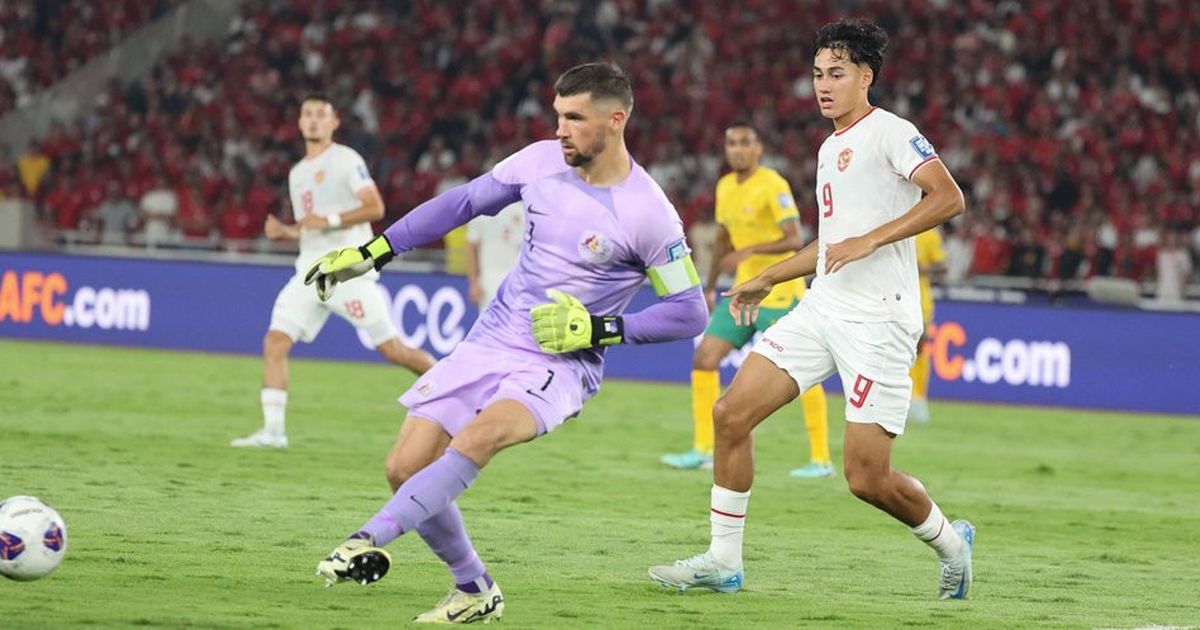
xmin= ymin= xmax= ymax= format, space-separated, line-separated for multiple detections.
xmin=305 ymin=62 xmax=707 ymax=624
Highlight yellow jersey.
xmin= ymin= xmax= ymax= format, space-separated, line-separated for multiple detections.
xmin=914 ymin=227 xmax=946 ymax=322
xmin=715 ymin=167 xmax=802 ymax=309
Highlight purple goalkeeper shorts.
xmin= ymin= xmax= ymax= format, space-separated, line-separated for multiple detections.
xmin=398 ymin=341 xmax=587 ymax=436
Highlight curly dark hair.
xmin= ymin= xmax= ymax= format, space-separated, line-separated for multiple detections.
xmin=813 ymin=19 xmax=889 ymax=85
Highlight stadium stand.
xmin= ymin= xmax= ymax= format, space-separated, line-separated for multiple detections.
xmin=0 ymin=0 xmax=184 ymax=116
xmin=0 ymin=0 xmax=1197 ymax=293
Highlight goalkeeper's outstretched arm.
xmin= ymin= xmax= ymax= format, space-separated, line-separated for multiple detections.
xmin=305 ymin=173 xmax=521 ymax=300
xmin=378 ymin=173 xmax=520 ymax=258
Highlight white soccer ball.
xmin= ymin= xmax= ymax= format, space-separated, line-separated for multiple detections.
xmin=0 ymin=495 xmax=67 ymax=581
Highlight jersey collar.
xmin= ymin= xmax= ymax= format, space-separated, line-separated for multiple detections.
xmin=833 ymin=106 xmax=879 ymax=137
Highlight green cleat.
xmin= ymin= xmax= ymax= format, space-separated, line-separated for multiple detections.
xmin=790 ymin=461 xmax=836 ymax=479
xmin=660 ymin=448 xmax=713 ymax=470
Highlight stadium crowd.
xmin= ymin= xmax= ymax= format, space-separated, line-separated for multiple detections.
xmin=0 ymin=0 xmax=184 ymax=116
xmin=1 ymin=0 xmax=1197 ymax=293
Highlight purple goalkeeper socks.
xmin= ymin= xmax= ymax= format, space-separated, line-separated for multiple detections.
xmin=456 ymin=571 xmax=494 ymax=594
xmin=417 ymin=501 xmax=489 ymax=588
xmin=359 ymin=448 xmax=481 ymax=546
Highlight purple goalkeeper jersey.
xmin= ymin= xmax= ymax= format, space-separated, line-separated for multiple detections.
xmin=384 ymin=140 xmax=698 ymax=393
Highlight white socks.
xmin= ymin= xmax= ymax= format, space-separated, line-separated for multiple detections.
xmin=708 ymin=485 xmax=961 ymax=569
xmin=261 ymin=388 xmax=288 ymax=435
xmin=911 ymin=501 xmax=963 ymax=561
xmin=708 ymin=485 xmax=750 ymax=569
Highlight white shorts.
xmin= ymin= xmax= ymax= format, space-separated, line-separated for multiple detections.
xmin=268 ymin=273 xmax=398 ymax=346
xmin=751 ymin=301 xmax=921 ymax=435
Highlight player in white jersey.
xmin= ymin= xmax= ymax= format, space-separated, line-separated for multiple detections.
xmin=231 ymin=93 xmax=435 ymax=449
xmin=464 ymin=201 xmax=524 ymax=309
xmin=650 ymin=19 xmax=976 ymax=600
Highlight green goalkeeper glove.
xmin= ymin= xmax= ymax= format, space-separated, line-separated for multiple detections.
xmin=304 ymin=235 xmax=395 ymax=301
xmin=530 ymin=289 xmax=624 ymax=354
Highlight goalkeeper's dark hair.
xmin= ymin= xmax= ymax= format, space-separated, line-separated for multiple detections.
xmin=554 ymin=62 xmax=633 ymax=112
xmin=813 ymin=18 xmax=888 ymax=85
xmin=301 ymin=92 xmax=337 ymax=112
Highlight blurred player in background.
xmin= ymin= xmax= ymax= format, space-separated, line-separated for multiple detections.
xmin=231 ymin=93 xmax=435 ymax=449
xmin=307 ymin=63 xmax=707 ymax=623
xmin=661 ymin=123 xmax=833 ymax=479
xmin=465 ymin=201 xmax=525 ymax=309
xmin=908 ymin=227 xmax=947 ymax=423
xmin=650 ymin=19 xmax=975 ymax=600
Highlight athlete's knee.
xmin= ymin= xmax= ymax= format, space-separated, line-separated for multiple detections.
xmin=692 ymin=338 xmax=730 ymax=371
xmin=844 ymin=463 xmax=889 ymax=505
xmin=377 ymin=338 xmax=404 ymax=361
xmin=379 ymin=339 xmax=434 ymax=373
xmin=384 ymin=453 xmax=422 ymax=490
xmin=712 ymin=396 xmax=754 ymax=440
xmin=692 ymin=349 xmax=721 ymax=371
xmin=844 ymin=470 xmax=879 ymax=504
xmin=263 ymin=330 xmax=292 ymax=358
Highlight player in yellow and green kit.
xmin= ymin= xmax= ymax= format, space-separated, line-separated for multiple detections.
xmin=661 ymin=123 xmax=833 ymax=478
xmin=908 ymin=227 xmax=946 ymax=423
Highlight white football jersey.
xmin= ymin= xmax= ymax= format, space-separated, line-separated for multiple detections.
xmin=287 ymin=143 xmax=377 ymax=273
xmin=466 ymin=201 xmax=525 ymax=288
xmin=805 ymin=107 xmax=939 ymax=331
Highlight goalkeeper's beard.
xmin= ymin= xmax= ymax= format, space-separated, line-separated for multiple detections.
xmin=564 ymin=138 xmax=606 ymax=167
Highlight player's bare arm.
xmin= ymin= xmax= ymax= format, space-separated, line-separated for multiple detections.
xmin=298 ymin=185 xmax=385 ymax=231
xmin=720 ymin=219 xmax=803 ymax=272
xmin=705 ymin=225 xmax=733 ymax=309
xmin=723 ymin=238 xmax=819 ymax=324
xmin=264 ymin=214 xmax=300 ymax=241
xmin=824 ymin=160 xmax=964 ymax=273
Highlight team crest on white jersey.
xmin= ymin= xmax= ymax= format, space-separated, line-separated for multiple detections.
xmin=837 ymin=148 xmax=854 ymax=172
xmin=314 ymin=169 xmax=326 ymax=184
xmin=578 ymin=231 xmax=614 ymax=263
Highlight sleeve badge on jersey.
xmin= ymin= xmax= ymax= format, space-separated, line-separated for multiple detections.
xmin=667 ymin=238 xmax=688 ymax=262
xmin=356 ymin=164 xmax=371 ymax=180
xmin=777 ymin=193 xmax=795 ymax=209
xmin=909 ymin=135 xmax=937 ymax=159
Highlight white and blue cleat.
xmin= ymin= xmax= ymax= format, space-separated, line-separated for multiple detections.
xmin=648 ymin=551 xmax=743 ymax=593
xmin=938 ymin=519 xmax=975 ymax=600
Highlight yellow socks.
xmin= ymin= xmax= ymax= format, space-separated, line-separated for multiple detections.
xmin=911 ymin=348 xmax=931 ymax=401
xmin=800 ymin=385 xmax=830 ymax=464
xmin=692 ymin=369 xmax=719 ymax=454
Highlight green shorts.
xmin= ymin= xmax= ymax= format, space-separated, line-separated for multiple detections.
xmin=705 ymin=297 xmax=798 ymax=348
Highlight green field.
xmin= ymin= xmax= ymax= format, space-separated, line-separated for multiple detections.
xmin=1 ymin=338 xmax=1198 ymax=629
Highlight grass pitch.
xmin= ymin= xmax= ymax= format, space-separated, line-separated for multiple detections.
xmin=1 ymin=338 xmax=1198 ymax=628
